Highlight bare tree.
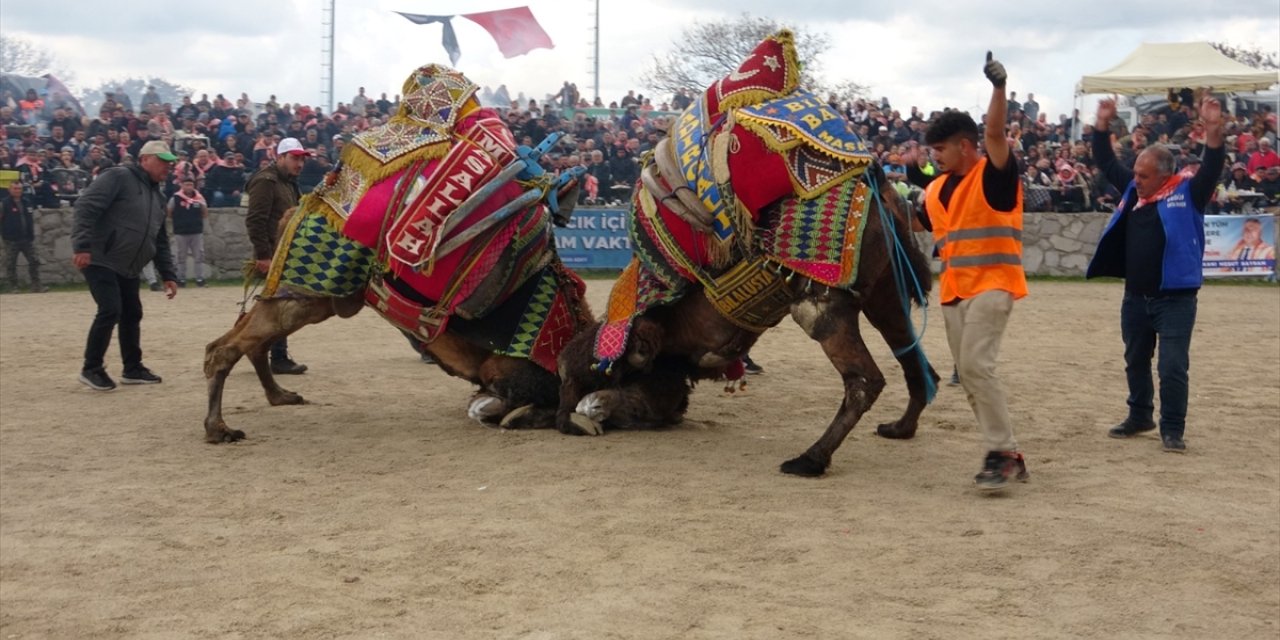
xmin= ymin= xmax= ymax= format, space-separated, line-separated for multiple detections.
xmin=637 ymin=14 xmax=867 ymax=106
xmin=0 ymin=34 xmax=73 ymax=81
xmin=1210 ymin=42 xmax=1279 ymax=71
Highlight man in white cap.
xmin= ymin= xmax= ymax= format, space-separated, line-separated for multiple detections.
xmin=244 ymin=136 xmax=309 ymax=374
xmin=70 ymin=139 xmax=180 ymax=391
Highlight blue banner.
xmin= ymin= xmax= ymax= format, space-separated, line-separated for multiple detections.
xmin=554 ymin=207 xmax=632 ymax=270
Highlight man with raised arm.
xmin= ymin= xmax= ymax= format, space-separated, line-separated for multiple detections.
xmin=896 ymin=52 xmax=1029 ymax=492
xmin=1087 ymin=94 xmax=1226 ymax=453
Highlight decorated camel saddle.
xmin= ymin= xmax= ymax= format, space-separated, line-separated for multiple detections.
xmin=260 ymin=64 xmax=588 ymax=372
xmin=593 ymin=30 xmax=878 ymax=371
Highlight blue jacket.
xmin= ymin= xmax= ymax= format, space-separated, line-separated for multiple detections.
xmin=1086 ymin=178 xmax=1204 ymax=290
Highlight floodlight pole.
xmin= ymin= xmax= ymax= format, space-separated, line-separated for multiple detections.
xmin=590 ymin=0 xmax=600 ymax=102
xmin=321 ymin=0 xmax=336 ymax=113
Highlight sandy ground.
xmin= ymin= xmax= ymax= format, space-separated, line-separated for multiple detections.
xmin=0 ymin=279 xmax=1277 ymax=639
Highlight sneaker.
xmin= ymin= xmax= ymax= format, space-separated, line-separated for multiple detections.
xmin=948 ymin=369 xmax=960 ymax=386
xmin=120 ymin=366 xmax=163 ymax=385
xmin=974 ymin=450 xmax=1029 ymax=491
xmin=270 ymin=357 xmax=308 ymax=375
xmin=1108 ymin=419 xmax=1157 ymax=439
xmin=195 ymin=279 xmax=207 ymax=288
xmin=743 ymin=359 xmax=764 ymax=375
xmin=420 ymin=351 xmax=436 ymax=364
xmin=78 ymin=368 xmax=117 ymax=391
xmin=148 ymin=282 xmax=162 ymax=292
xmin=177 ymin=280 xmax=187 ymax=288
xmin=1162 ymin=435 xmax=1187 ymax=453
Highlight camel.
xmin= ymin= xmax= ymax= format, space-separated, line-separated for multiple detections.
xmin=202 ymin=64 xmax=593 ymax=443
xmin=554 ymin=31 xmax=940 ymax=476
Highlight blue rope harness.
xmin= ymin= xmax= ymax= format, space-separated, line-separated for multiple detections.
xmin=866 ymin=174 xmax=938 ymax=404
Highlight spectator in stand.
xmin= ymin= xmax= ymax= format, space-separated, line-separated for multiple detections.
xmin=375 ymin=93 xmax=392 ymax=115
xmin=68 ymin=130 xmax=91 ymax=162
xmin=1247 ymin=137 xmax=1279 ymax=178
xmin=204 ymin=151 xmax=245 ymax=207
xmin=1 ymin=181 xmax=47 ymax=292
xmin=329 ymin=134 xmax=345 ymax=163
xmin=17 ymin=89 xmax=44 ymax=125
xmin=167 ymin=177 xmax=207 ymax=287
xmin=351 ymin=87 xmax=369 ymax=115
xmin=606 ymin=145 xmax=637 ymax=204
xmin=298 ymin=152 xmax=331 ymax=194
xmin=1023 ymin=161 xmax=1054 ymax=212
xmin=1023 ymin=93 xmax=1040 ymax=123
xmin=190 ymin=148 xmax=218 ymax=189
xmin=49 ymin=107 xmax=79 ymax=139
xmin=1259 ymin=165 xmax=1280 ymax=204
xmin=80 ymin=145 xmax=114 ymax=179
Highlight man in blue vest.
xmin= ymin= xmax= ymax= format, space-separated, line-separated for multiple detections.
xmin=1086 ymin=95 xmax=1226 ymax=453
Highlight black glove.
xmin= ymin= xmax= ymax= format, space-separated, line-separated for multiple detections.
xmin=983 ymin=51 xmax=1007 ymax=88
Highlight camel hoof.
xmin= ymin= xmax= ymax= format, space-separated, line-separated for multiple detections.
xmin=779 ymin=454 xmax=826 ymax=477
xmin=575 ymin=391 xmax=612 ymax=423
xmin=876 ymin=420 xmax=917 ymax=440
xmin=268 ymin=391 xmax=305 ymax=406
xmin=499 ymin=404 xmax=536 ymax=429
xmin=566 ymin=412 xmax=604 ymax=436
xmin=205 ymin=427 xmax=246 ymax=444
xmin=468 ymin=395 xmax=505 ymax=424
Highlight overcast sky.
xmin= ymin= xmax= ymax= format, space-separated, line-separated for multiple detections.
xmin=2 ymin=0 xmax=1277 ymax=119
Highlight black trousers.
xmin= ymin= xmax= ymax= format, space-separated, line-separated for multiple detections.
xmin=82 ymin=265 xmax=144 ymax=372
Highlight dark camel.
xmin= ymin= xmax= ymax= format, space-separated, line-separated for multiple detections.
xmin=555 ymin=168 xmax=938 ymax=476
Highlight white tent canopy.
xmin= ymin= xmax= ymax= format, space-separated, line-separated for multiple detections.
xmin=1077 ymin=42 xmax=1279 ymax=95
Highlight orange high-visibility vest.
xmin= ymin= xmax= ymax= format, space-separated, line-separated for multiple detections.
xmin=925 ymin=156 xmax=1028 ymax=302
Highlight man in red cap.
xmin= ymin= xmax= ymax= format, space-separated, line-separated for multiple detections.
xmin=244 ymin=137 xmax=310 ymax=374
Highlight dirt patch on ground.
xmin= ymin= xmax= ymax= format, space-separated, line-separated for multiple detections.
xmin=1 ymin=280 xmax=1277 ymax=639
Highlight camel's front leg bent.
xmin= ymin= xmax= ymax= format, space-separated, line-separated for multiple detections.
xmin=202 ymin=296 xmax=341 ymax=443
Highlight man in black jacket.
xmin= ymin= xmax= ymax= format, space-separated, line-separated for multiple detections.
xmin=70 ymin=140 xmax=180 ymax=391
xmin=1 ymin=181 xmax=47 ymax=292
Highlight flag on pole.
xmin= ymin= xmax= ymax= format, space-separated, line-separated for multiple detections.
xmin=394 ymin=12 xmax=461 ymax=65
xmin=460 ymin=7 xmax=554 ymax=59
xmin=395 ymin=6 xmax=553 ymax=65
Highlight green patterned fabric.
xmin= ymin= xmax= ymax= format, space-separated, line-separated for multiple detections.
xmin=281 ymin=214 xmax=376 ymax=296
xmin=505 ymin=267 xmax=559 ymax=360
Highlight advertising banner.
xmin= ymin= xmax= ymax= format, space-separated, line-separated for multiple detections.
xmin=1203 ymin=214 xmax=1277 ymax=277
xmin=554 ymin=207 xmax=632 ymax=270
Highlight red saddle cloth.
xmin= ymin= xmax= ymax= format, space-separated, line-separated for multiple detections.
xmin=341 ymin=111 xmax=524 ymax=302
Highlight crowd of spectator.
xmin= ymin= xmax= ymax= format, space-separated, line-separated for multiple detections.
xmin=2 ymin=80 xmax=1278 ymax=219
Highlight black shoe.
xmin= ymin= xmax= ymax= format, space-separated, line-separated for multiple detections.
xmin=30 ymin=283 xmax=49 ymax=293
xmin=195 ymin=279 xmax=207 ymax=288
xmin=948 ymin=370 xmax=961 ymax=386
xmin=974 ymin=450 xmax=1029 ymax=491
xmin=744 ymin=361 xmax=764 ymax=375
xmin=271 ymin=357 xmax=308 ymax=375
xmin=1108 ymin=419 xmax=1157 ymax=439
xmin=1162 ymin=435 xmax=1187 ymax=453
xmin=420 ymin=351 xmax=436 ymax=364
xmin=149 ymin=282 xmax=162 ymax=292
xmin=177 ymin=280 xmax=187 ymax=288
xmin=120 ymin=366 xmax=163 ymax=385
xmin=78 ymin=368 xmax=117 ymax=391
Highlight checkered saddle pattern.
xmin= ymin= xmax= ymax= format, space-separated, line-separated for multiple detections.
xmin=280 ymin=213 xmax=377 ymax=297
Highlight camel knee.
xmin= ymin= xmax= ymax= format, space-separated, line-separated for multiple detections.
xmin=846 ymin=375 xmax=886 ymax=412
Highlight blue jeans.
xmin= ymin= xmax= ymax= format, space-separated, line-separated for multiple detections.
xmin=1120 ymin=292 xmax=1197 ymax=439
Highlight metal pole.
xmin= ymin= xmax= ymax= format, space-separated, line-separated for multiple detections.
xmin=320 ymin=0 xmax=336 ymax=113
xmin=592 ymin=0 xmax=600 ymax=102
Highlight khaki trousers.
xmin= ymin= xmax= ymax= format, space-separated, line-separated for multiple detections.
xmin=942 ymin=289 xmax=1018 ymax=452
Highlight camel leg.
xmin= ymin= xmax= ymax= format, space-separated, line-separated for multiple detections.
xmin=202 ymin=297 xmax=336 ymax=443
xmin=781 ymin=290 xmax=886 ymax=477
xmin=861 ymin=276 xmax=941 ymax=440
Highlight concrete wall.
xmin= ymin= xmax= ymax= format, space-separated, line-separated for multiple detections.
xmin=20 ymin=207 xmax=255 ymax=284
xmin=12 ymin=208 xmax=1271 ymax=284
